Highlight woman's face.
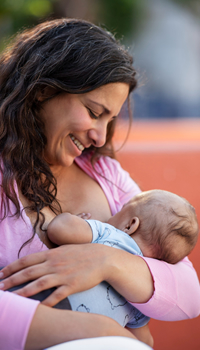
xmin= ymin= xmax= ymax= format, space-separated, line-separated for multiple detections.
xmin=40 ymin=83 xmax=129 ymax=169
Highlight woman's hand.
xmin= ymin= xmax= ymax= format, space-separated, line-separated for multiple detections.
xmin=0 ymin=244 xmax=154 ymax=306
xmin=0 ymin=244 xmax=108 ymax=306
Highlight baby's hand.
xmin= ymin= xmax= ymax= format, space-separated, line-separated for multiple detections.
xmin=77 ymin=212 xmax=91 ymax=219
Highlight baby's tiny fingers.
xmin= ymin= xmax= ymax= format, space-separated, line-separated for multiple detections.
xmin=77 ymin=212 xmax=85 ymax=218
xmin=77 ymin=212 xmax=91 ymax=219
xmin=84 ymin=213 xmax=91 ymax=219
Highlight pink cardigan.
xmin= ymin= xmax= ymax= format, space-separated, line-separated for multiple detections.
xmin=0 ymin=154 xmax=200 ymax=350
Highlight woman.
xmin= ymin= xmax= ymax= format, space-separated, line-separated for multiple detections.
xmin=0 ymin=18 xmax=199 ymax=350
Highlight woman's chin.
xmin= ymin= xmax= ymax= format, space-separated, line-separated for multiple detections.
xmin=49 ymin=156 xmax=78 ymax=171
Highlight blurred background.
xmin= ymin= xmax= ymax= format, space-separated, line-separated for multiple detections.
xmin=0 ymin=0 xmax=200 ymax=349
xmin=0 ymin=0 xmax=200 ymax=119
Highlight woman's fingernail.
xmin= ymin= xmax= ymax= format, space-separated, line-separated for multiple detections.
xmin=0 ymin=282 xmax=4 ymax=289
xmin=0 ymin=272 xmax=4 ymax=278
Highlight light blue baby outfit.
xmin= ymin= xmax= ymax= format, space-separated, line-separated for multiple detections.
xmin=68 ymin=220 xmax=150 ymax=329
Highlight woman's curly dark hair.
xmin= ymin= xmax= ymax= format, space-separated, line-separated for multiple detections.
xmin=0 ymin=18 xmax=137 ymax=251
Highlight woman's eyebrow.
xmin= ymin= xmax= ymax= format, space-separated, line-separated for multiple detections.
xmin=88 ymin=99 xmax=110 ymax=114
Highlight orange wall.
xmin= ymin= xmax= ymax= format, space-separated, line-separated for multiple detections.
xmin=114 ymin=119 xmax=200 ymax=350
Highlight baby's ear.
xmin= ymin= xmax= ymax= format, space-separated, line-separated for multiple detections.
xmin=124 ymin=217 xmax=140 ymax=235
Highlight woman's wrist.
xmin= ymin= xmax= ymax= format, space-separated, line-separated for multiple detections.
xmin=102 ymin=246 xmax=154 ymax=303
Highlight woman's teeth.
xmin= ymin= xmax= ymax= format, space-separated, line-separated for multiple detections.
xmin=70 ymin=135 xmax=84 ymax=151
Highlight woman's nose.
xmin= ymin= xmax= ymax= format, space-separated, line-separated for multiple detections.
xmin=88 ymin=121 xmax=108 ymax=148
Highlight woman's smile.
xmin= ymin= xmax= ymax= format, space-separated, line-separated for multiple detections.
xmin=69 ymin=134 xmax=85 ymax=152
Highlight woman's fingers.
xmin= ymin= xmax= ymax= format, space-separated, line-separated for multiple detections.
xmin=0 ymin=251 xmax=47 ymax=278
xmin=0 ymin=264 xmax=50 ymax=290
xmin=12 ymin=274 xmax=57 ymax=298
xmin=41 ymin=285 xmax=71 ymax=307
xmin=0 ymin=244 xmax=108 ymax=304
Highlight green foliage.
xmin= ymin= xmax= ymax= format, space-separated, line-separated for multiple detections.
xmin=98 ymin=0 xmax=145 ymax=40
xmin=0 ymin=0 xmax=55 ymax=50
xmin=0 ymin=0 xmax=147 ymax=51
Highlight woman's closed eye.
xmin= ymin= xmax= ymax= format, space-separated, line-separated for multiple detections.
xmin=87 ymin=108 xmax=117 ymax=123
xmin=87 ymin=108 xmax=101 ymax=120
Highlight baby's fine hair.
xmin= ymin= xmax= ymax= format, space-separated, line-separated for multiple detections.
xmin=134 ymin=193 xmax=199 ymax=264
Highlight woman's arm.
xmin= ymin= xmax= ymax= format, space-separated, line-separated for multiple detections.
xmin=0 ymin=244 xmax=154 ymax=306
xmin=0 ymin=290 xmax=40 ymax=350
xmin=47 ymin=213 xmax=93 ymax=245
xmin=0 ymin=244 xmax=200 ymax=321
xmin=0 ymin=290 xmax=137 ymax=350
xmin=25 ymin=303 xmax=137 ymax=350
xmin=130 ymin=256 xmax=200 ymax=320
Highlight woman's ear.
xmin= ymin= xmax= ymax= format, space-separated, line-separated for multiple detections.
xmin=124 ymin=217 xmax=140 ymax=235
xmin=37 ymin=86 xmax=57 ymax=102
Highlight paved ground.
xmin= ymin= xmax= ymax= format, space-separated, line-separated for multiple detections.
xmin=113 ymin=119 xmax=200 ymax=350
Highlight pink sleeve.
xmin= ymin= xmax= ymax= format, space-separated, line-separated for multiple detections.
xmin=0 ymin=291 xmax=39 ymax=350
xmin=105 ymin=157 xmax=141 ymax=205
xmin=130 ymin=256 xmax=200 ymax=321
xmin=94 ymin=156 xmax=141 ymax=214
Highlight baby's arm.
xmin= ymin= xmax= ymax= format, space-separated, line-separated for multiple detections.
xmin=47 ymin=213 xmax=93 ymax=245
xmin=126 ymin=324 xmax=154 ymax=348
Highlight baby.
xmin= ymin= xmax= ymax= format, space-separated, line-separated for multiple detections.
xmin=48 ymin=189 xmax=199 ymax=265
xmin=47 ymin=189 xmax=199 ymax=345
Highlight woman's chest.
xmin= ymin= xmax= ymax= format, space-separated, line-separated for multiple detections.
xmin=56 ymin=165 xmax=111 ymax=222
xmin=18 ymin=163 xmax=112 ymax=248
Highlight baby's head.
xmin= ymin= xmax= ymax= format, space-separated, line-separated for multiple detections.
xmin=108 ymin=190 xmax=199 ymax=264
